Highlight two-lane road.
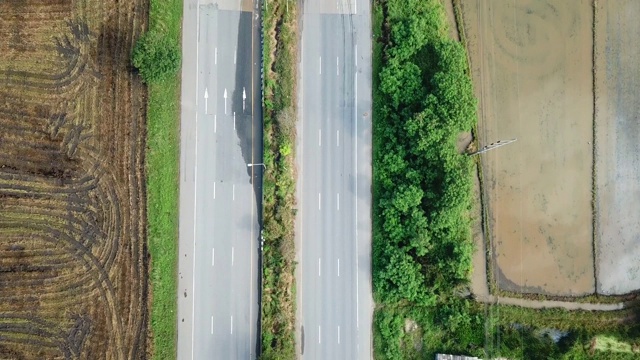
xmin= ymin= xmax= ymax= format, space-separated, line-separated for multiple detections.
xmin=297 ymin=0 xmax=373 ymax=358
xmin=178 ymin=0 xmax=263 ymax=359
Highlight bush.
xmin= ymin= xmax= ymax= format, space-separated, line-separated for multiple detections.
xmin=132 ymin=31 xmax=181 ymax=83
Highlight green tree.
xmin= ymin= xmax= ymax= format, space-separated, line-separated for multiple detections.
xmin=132 ymin=31 xmax=181 ymax=83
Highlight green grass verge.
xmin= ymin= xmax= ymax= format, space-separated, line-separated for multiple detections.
xmin=260 ymin=1 xmax=298 ymax=359
xmin=146 ymin=0 xmax=182 ymax=358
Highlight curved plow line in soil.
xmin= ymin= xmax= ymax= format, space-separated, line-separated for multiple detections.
xmin=0 ymin=168 xmax=127 ymax=287
xmin=2 ymin=221 xmax=127 ymax=358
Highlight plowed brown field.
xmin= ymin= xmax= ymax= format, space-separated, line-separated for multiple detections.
xmin=0 ymin=0 xmax=149 ymax=358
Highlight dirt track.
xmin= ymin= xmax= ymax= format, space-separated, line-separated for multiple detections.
xmin=461 ymin=0 xmax=595 ymax=296
xmin=0 ymin=0 xmax=149 ymax=358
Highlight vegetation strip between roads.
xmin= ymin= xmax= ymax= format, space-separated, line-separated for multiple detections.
xmin=259 ymin=0 xmax=299 ymax=358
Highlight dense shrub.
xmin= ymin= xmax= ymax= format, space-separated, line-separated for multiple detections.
xmin=132 ymin=31 xmax=181 ymax=83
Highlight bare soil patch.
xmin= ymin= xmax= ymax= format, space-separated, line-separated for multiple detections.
xmin=593 ymin=0 xmax=640 ymax=295
xmin=0 ymin=0 xmax=149 ymax=358
xmin=461 ymin=0 xmax=595 ymax=296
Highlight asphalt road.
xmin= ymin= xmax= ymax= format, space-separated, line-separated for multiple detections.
xmin=177 ymin=0 xmax=262 ymax=359
xmin=297 ymin=0 xmax=373 ymax=358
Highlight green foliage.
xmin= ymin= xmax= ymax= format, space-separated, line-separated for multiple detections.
xmin=260 ymin=1 xmax=298 ymax=358
xmin=146 ymin=0 xmax=183 ymax=357
xmin=132 ymin=31 xmax=181 ymax=83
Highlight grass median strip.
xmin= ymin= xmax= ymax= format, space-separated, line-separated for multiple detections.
xmin=260 ymin=1 xmax=298 ymax=359
xmin=145 ymin=0 xmax=182 ymax=358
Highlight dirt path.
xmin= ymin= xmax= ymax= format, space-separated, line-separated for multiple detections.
xmin=475 ymin=294 xmax=624 ymax=311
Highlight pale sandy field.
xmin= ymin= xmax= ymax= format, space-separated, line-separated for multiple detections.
xmin=461 ymin=0 xmax=595 ymax=296
xmin=593 ymin=0 xmax=640 ymax=295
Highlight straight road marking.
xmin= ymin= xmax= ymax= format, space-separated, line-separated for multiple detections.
xmin=234 ymin=46 xmax=237 ymax=64
xmin=215 ymin=47 xmax=218 ymax=65
xmin=319 ymin=129 xmax=322 ymax=146
xmin=232 ymin=247 xmax=235 ymax=266
xmin=211 ymin=316 xmax=214 ymax=334
xmin=319 ymin=56 xmax=322 ymax=74
xmin=318 ymin=193 xmax=321 ymax=210
xmin=191 ymin=6 xmax=201 ymax=358
xmin=233 ymin=184 xmax=235 ymax=201
xmin=233 ymin=111 xmax=236 ymax=130
xmin=319 ymin=326 xmax=322 ymax=344
xmin=338 ymin=258 xmax=340 ymax=276
xmin=354 ymin=71 xmax=360 ymax=329
xmin=338 ymin=326 xmax=341 ymax=344
xmin=230 ymin=316 xmax=233 ymax=334
xmin=213 ymin=182 xmax=216 ymax=199
xmin=318 ymin=258 xmax=321 ymax=277
xmin=337 ymin=56 xmax=339 ymax=76
xmin=337 ymin=193 xmax=340 ymax=211
xmin=337 ymin=130 xmax=339 ymax=147
xmin=212 ymin=248 xmax=215 ymax=266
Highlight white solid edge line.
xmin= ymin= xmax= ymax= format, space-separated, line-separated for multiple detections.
xmin=319 ymin=56 xmax=322 ymax=74
xmin=337 ymin=193 xmax=340 ymax=211
xmin=215 ymin=47 xmax=218 ymax=65
xmin=319 ymin=325 xmax=322 ymax=344
xmin=355 ymin=71 xmax=359 ymax=329
xmin=318 ymin=192 xmax=321 ymax=210
xmin=191 ymin=5 xmax=200 ymax=357
xmin=234 ymin=46 xmax=237 ymax=64
xmin=211 ymin=316 xmax=214 ymax=334
xmin=212 ymin=248 xmax=215 ymax=266
xmin=230 ymin=316 xmax=233 ymax=334
xmin=233 ymin=111 xmax=236 ymax=129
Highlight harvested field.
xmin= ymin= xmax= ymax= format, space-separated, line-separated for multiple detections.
xmin=0 ymin=0 xmax=149 ymax=358
xmin=461 ymin=0 xmax=595 ymax=296
xmin=593 ymin=0 xmax=640 ymax=295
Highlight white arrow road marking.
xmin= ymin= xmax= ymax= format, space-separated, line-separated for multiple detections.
xmin=242 ymin=88 xmax=246 ymax=111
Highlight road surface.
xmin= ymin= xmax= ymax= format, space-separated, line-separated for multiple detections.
xmin=296 ymin=0 xmax=373 ymax=358
xmin=177 ymin=0 xmax=262 ymax=359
